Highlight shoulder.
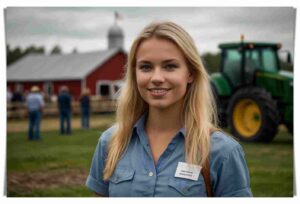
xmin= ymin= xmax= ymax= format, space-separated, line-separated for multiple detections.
xmin=210 ymin=131 xmax=243 ymax=163
xmin=211 ymin=131 xmax=240 ymax=149
xmin=93 ymin=125 xmax=118 ymax=156
xmin=98 ymin=124 xmax=118 ymax=145
xmin=38 ymin=94 xmax=44 ymax=100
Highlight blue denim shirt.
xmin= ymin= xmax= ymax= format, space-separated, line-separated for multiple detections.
xmin=86 ymin=114 xmax=252 ymax=197
xmin=26 ymin=93 xmax=45 ymax=112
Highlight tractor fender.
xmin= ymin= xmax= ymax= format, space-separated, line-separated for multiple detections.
xmin=210 ymin=73 xmax=232 ymax=97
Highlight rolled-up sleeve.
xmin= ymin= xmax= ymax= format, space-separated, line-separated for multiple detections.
xmin=214 ymin=145 xmax=253 ymax=197
xmin=85 ymin=134 xmax=109 ymax=196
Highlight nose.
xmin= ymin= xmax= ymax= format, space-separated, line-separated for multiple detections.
xmin=151 ymin=67 xmax=165 ymax=84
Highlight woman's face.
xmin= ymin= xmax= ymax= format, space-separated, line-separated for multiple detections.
xmin=135 ymin=37 xmax=194 ymax=111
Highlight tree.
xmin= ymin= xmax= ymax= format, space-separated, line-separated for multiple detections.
xmin=7 ymin=45 xmax=24 ymax=66
xmin=24 ymin=45 xmax=45 ymax=55
xmin=7 ymin=44 xmax=46 ymax=66
xmin=201 ymin=52 xmax=221 ymax=73
xmin=50 ymin=45 xmax=62 ymax=55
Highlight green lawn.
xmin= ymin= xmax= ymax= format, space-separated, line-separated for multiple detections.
xmin=7 ymin=129 xmax=102 ymax=172
xmin=240 ymin=131 xmax=294 ymax=197
xmin=7 ymin=128 xmax=102 ymax=197
xmin=7 ymin=125 xmax=293 ymax=197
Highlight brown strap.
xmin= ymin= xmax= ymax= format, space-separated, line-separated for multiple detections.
xmin=201 ymin=159 xmax=213 ymax=197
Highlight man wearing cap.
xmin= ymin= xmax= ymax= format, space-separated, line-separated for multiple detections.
xmin=26 ymin=86 xmax=45 ymax=140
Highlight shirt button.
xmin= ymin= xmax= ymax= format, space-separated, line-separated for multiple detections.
xmin=149 ymin=171 xmax=154 ymax=177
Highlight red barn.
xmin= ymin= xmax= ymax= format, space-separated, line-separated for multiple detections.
xmin=7 ymin=48 xmax=127 ymax=100
xmin=7 ymin=19 xmax=128 ymax=101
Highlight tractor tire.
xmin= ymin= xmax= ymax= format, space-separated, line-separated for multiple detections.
xmin=211 ymin=84 xmax=227 ymax=128
xmin=227 ymin=87 xmax=280 ymax=143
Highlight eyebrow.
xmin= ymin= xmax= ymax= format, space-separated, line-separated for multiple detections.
xmin=137 ymin=59 xmax=179 ymax=64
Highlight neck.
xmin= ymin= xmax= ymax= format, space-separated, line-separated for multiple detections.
xmin=146 ymin=106 xmax=183 ymax=134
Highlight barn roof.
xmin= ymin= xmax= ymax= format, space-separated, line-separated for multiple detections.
xmin=7 ymin=48 xmax=124 ymax=82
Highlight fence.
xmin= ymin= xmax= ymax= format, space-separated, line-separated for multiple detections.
xmin=7 ymin=97 xmax=117 ymax=119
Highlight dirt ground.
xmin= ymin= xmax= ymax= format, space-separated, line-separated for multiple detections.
xmin=7 ymin=169 xmax=88 ymax=194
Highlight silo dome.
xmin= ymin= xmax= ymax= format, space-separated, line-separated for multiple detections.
xmin=108 ymin=24 xmax=124 ymax=37
xmin=108 ymin=23 xmax=124 ymax=49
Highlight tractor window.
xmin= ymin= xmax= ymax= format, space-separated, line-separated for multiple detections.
xmin=245 ymin=48 xmax=278 ymax=73
xmin=245 ymin=50 xmax=260 ymax=69
xmin=244 ymin=50 xmax=260 ymax=84
xmin=262 ymin=49 xmax=278 ymax=72
xmin=223 ymin=49 xmax=242 ymax=87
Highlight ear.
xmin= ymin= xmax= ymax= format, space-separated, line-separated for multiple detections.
xmin=188 ymin=72 xmax=194 ymax=84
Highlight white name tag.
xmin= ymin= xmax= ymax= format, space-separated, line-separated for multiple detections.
xmin=174 ymin=162 xmax=202 ymax=181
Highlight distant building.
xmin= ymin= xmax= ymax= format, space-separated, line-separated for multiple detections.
xmin=108 ymin=20 xmax=124 ymax=49
xmin=7 ymin=18 xmax=126 ymax=100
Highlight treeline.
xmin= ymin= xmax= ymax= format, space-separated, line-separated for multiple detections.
xmin=201 ymin=52 xmax=293 ymax=73
xmin=201 ymin=53 xmax=221 ymax=73
xmin=6 ymin=44 xmax=63 ymax=66
xmin=7 ymin=44 xmax=293 ymax=72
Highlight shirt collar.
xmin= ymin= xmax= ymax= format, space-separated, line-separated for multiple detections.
xmin=132 ymin=112 xmax=149 ymax=149
xmin=133 ymin=112 xmax=148 ymax=135
xmin=133 ymin=112 xmax=186 ymax=138
xmin=178 ymin=127 xmax=186 ymax=137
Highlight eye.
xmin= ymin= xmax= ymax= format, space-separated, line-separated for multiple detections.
xmin=164 ymin=64 xmax=178 ymax=70
xmin=138 ymin=64 xmax=152 ymax=72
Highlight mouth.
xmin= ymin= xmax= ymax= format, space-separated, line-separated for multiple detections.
xmin=147 ymin=88 xmax=171 ymax=97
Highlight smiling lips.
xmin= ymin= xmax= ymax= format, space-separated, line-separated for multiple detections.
xmin=147 ymin=88 xmax=171 ymax=97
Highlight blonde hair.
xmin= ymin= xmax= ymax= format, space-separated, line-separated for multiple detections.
xmin=103 ymin=21 xmax=218 ymax=180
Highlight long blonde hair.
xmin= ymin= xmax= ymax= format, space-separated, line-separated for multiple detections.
xmin=103 ymin=21 xmax=218 ymax=180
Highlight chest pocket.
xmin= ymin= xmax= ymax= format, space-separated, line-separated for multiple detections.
xmin=109 ymin=167 xmax=135 ymax=197
xmin=168 ymin=177 xmax=207 ymax=197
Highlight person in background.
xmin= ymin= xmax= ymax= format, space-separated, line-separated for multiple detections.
xmin=26 ymin=86 xmax=45 ymax=141
xmin=7 ymin=87 xmax=12 ymax=102
xmin=58 ymin=86 xmax=72 ymax=135
xmin=12 ymin=90 xmax=24 ymax=102
xmin=80 ymin=88 xmax=91 ymax=129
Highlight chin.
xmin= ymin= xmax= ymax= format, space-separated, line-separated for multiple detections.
xmin=148 ymin=101 xmax=173 ymax=110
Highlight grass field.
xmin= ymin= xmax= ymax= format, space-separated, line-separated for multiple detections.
xmin=7 ymin=114 xmax=294 ymax=197
xmin=241 ymin=131 xmax=293 ymax=197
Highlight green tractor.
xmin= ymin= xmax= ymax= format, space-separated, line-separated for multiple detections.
xmin=210 ymin=36 xmax=293 ymax=143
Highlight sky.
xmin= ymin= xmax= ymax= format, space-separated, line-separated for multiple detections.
xmin=4 ymin=7 xmax=296 ymax=56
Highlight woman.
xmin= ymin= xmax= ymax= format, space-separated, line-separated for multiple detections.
xmin=86 ymin=21 xmax=252 ymax=197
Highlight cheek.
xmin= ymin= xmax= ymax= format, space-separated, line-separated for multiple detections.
xmin=172 ymin=76 xmax=190 ymax=90
xmin=177 ymin=83 xmax=189 ymax=95
xmin=136 ymin=73 xmax=148 ymax=91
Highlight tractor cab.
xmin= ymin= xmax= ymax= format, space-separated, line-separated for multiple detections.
xmin=220 ymin=40 xmax=281 ymax=89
